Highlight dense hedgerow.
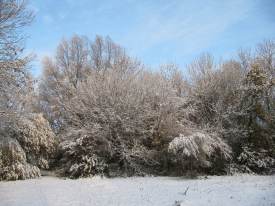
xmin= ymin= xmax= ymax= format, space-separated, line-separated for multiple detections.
xmin=35 ymin=36 xmax=275 ymax=178
xmin=1 ymin=1 xmax=274 ymax=181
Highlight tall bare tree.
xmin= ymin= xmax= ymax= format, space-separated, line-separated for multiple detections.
xmin=0 ymin=0 xmax=34 ymax=122
xmin=0 ymin=0 xmax=34 ymax=60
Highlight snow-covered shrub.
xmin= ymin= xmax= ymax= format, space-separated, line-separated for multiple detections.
xmin=0 ymin=113 xmax=57 ymax=181
xmin=0 ymin=138 xmax=40 ymax=181
xmin=68 ymin=153 xmax=106 ymax=178
xmin=237 ymin=146 xmax=275 ymax=174
xmin=58 ymin=131 xmax=108 ymax=178
xmin=168 ymin=132 xmax=232 ymax=174
xmin=116 ymin=143 xmax=160 ymax=176
xmin=227 ymin=163 xmax=254 ymax=175
xmin=58 ymin=127 xmax=160 ymax=178
xmin=15 ymin=114 xmax=57 ymax=169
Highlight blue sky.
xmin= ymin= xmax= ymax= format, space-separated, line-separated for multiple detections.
xmin=25 ymin=0 xmax=275 ymax=77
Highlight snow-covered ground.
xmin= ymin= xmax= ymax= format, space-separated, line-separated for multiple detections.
xmin=0 ymin=175 xmax=274 ymax=206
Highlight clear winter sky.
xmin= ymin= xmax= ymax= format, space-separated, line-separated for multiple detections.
xmin=26 ymin=0 xmax=275 ymax=77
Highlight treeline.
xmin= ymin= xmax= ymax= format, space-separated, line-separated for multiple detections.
xmin=0 ymin=0 xmax=274 ymax=180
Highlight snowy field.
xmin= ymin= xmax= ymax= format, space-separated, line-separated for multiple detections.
xmin=0 ymin=175 xmax=274 ymax=206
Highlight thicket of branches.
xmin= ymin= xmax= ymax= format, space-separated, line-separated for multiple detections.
xmin=0 ymin=0 xmax=274 ymax=181
xmin=37 ymin=35 xmax=275 ymax=178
